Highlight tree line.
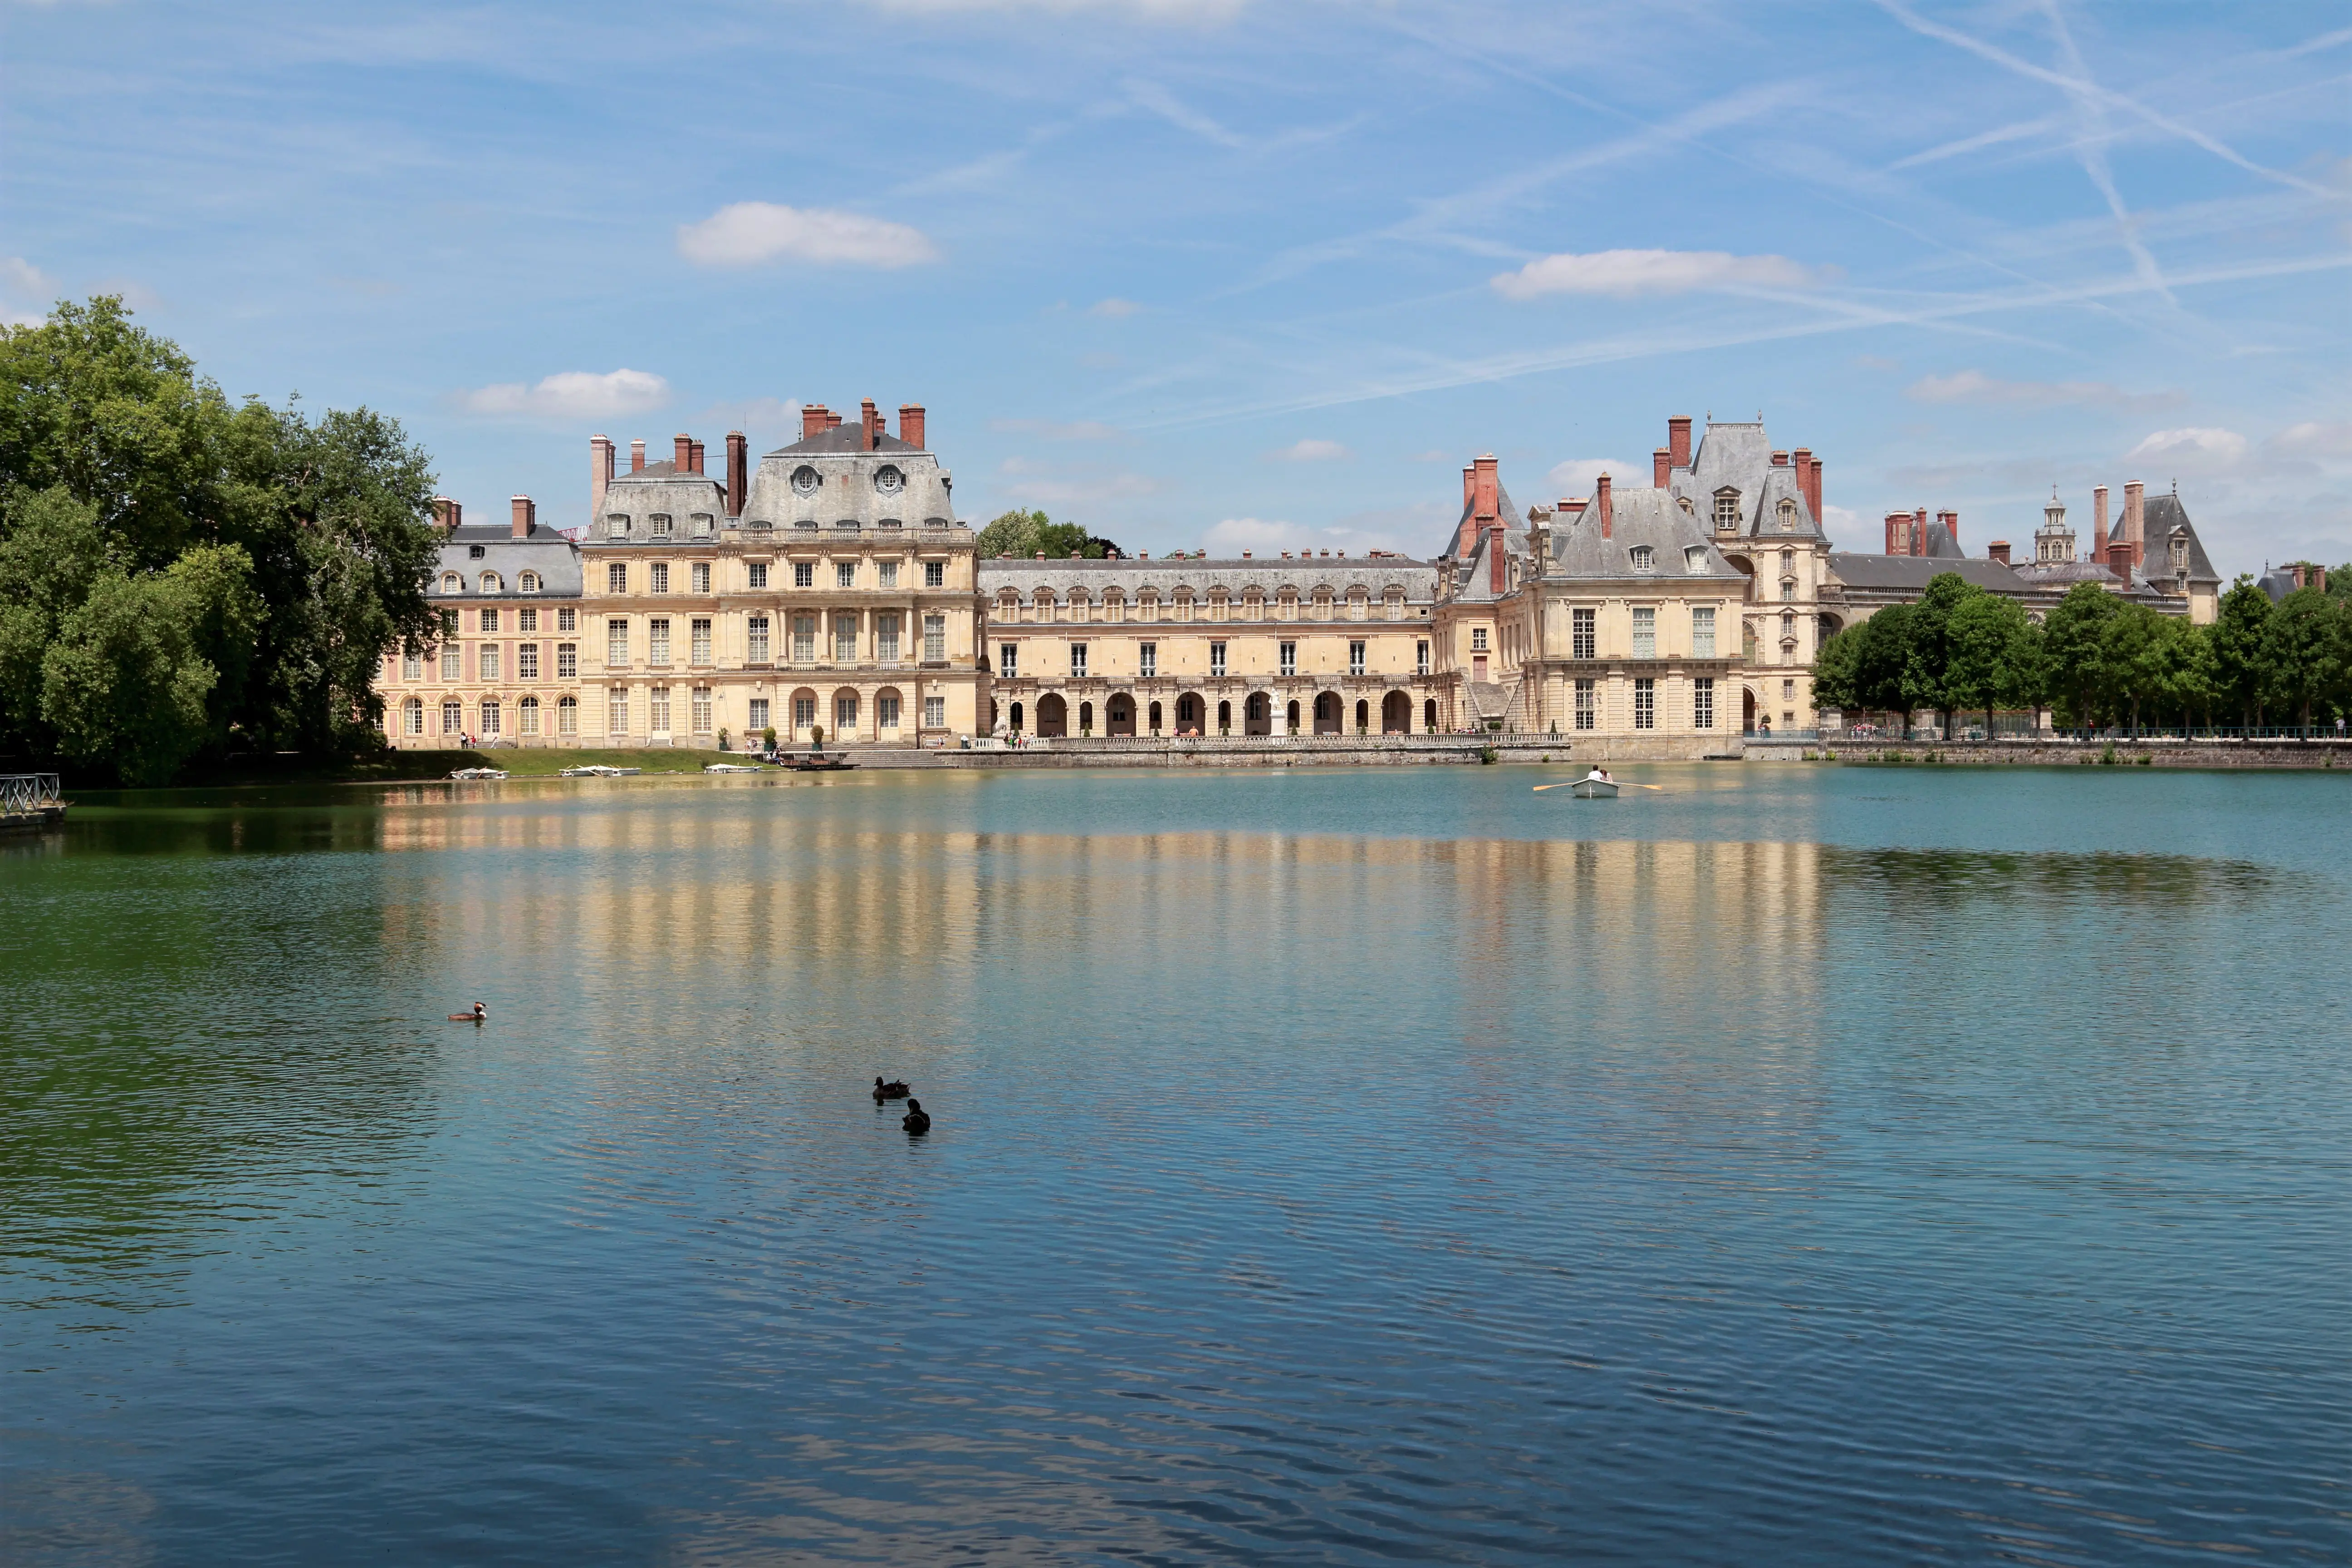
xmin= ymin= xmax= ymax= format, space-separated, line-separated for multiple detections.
xmin=1812 ymin=570 xmax=2352 ymax=735
xmin=0 ymin=299 xmax=441 ymax=784
xmin=975 ymin=508 xmax=1124 ymax=560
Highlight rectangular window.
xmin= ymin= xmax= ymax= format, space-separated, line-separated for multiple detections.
xmin=749 ymin=562 xmax=769 ymax=590
xmin=1348 ymin=640 xmax=1366 ymax=676
xmin=648 ymin=618 xmax=671 ymax=665
xmin=792 ymin=614 xmax=816 ymax=662
xmin=923 ymin=614 xmax=945 ymax=662
xmin=442 ymin=699 xmax=463 ymax=735
xmin=1471 ymin=627 xmax=1488 ymax=652
xmin=608 ymin=689 xmax=630 ymax=735
xmin=1209 ymin=641 xmax=1225 ymax=677
xmin=651 ymin=562 xmax=670 ymax=594
xmin=1573 ymin=608 xmax=1595 ymax=660
xmin=402 ymin=652 xmax=421 ymax=681
xmin=1276 ymin=641 xmax=1294 ymax=677
xmin=1692 ymin=606 xmax=1716 ymax=659
xmin=1694 ymin=677 xmax=1715 ymax=730
xmin=692 ymin=688 xmax=712 ymax=734
xmin=924 ymin=695 xmax=944 ymax=730
xmin=794 ymin=696 xmax=815 ymax=730
xmin=879 ymin=561 xmax=899 ymax=589
xmin=1781 ymin=580 xmax=1794 ymax=603
xmin=441 ymin=609 xmax=459 ymax=636
xmin=1633 ymin=676 xmax=1655 ymax=730
xmin=877 ymin=693 xmax=901 ymax=729
xmin=924 ymin=560 xmax=945 ymax=588
xmin=558 ymin=695 xmax=578 ymax=735
xmin=1141 ymin=642 xmax=1158 ymax=678
xmin=557 ymin=642 xmax=577 ymax=679
xmin=837 ymin=561 xmax=855 ymax=589
xmin=1574 ymin=678 xmax=1596 ymax=730
xmin=480 ymin=608 xmax=500 ymax=633
xmin=876 ymin=613 xmax=900 ymax=662
xmin=834 ymin=613 xmax=858 ymax=662
xmin=607 ymin=619 xmax=629 ymax=666
xmin=518 ymin=607 xmax=538 ymax=633
xmin=479 ymin=700 xmax=500 ymax=736
xmin=1632 ymin=607 xmax=1656 ymax=660
xmin=1072 ymin=642 xmax=1089 ymax=678
xmin=518 ymin=643 xmax=539 ymax=681
xmin=836 ymin=694 xmax=857 ymax=733
xmin=651 ymin=514 xmax=671 ymax=539
xmin=649 ymin=686 xmax=671 ymax=732
xmin=441 ymin=646 xmax=460 ymax=681
xmin=794 ymin=562 xmax=814 ymax=589
xmin=1415 ymin=640 xmax=1429 ymax=676
xmin=691 ymin=562 xmax=710 ymax=594
xmin=1783 ymin=678 xmax=1796 ymax=701
xmin=1000 ymin=643 xmax=1018 ymax=679
xmin=520 ymin=698 xmax=539 ymax=735
xmin=403 ymin=700 xmax=423 ymax=735
xmin=557 ymin=608 xmax=576 ymax=632
xmin=607 ymin=564 xmax=627 ymax=594
xmin=748 ymin=697 xmax=770 ymax=732
xmin=747 ymin=615 xmax=769 ymax=663
xmin=691 ymin=618 xmax=711 ymax=664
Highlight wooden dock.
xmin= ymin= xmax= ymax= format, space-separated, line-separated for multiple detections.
xmin=0 ymin=773 xmax=66 ymax=833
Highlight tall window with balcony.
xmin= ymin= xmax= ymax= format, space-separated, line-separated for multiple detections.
xmin=1692 ymin=606 xmax=1716 ymax=658
xmin=833 ymin=613 xmax=858 ymax=663
xmin=1071 ymin=643 xmax=1089 ymax=678
xmin=1208 ymin=641 xmax=1225 ymax=677
xmin=923 ymin=614 xmax=945 ymax=662
xmin=1140 ymin=642 xmax=1157 ymax=678
xmin=792 ymin=615 xmax=816 ymax=663
xmin=1631 ymin=607 xmax=1656 ymax=659
xmin=746 ymin=616 xmax=769 ymax=664
xmin=1348 ymin=640 xmax=1366 ymax=676
xmin=876 ymin=613 xmax=900 ymax=663
xmin=1277 ymin=641 xmax=1295 ymax=677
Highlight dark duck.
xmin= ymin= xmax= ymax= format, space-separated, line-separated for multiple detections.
xmin=872 ymin=1076 xmax=911 ymax=1102
xmin=901 ymin=1098 xmax=931 ymax=1135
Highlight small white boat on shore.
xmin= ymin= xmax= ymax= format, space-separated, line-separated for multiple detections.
xmin=448 ymin=767 xmax=508 ymax=781
xmin=559 ymin=764 xmax=640 ymax=778
xmin=703 ymin=762 xmax=768 ymax=774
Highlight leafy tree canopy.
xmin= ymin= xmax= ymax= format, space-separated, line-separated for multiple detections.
xmin=975 ymin=508 xmax=1122 ymax=560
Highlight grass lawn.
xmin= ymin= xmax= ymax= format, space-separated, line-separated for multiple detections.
xmin=400 ymin=746 xmax=735 ymax=778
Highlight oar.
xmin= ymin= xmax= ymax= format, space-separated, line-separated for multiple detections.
xmin=1531 ymin=779 xmax=1666 ymax=792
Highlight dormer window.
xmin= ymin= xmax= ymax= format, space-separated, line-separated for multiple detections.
xmin=519 ymin=570 xmax=540 ymax=593
xmin=1630 ymin=545 xmax=1656 ymax=571
xmin=441 ymin=572 xmax=462 ymax=593
xmin=650 ymin=514 xmax=671 ymax=539
xmin=2169 ymin=535 xmax=2188 ymax=573
xmin=691 ymin=513 xmax=714 ymax=537
xmin=606 ymin=514 xmax=630 ymax=538
xmin=791 ymin=466 xmax=820 ymax=496
xmin=1778 ymin=498 xmax=1798 ymax=531
xmin=468 ymin=544 xmax=486 ymax=559
xmin=1684 ymin=546 xmax=1708 ymax=573
xmin=874 ymin=465 xmax=904 ymax=495
xmin=479 ymin=572 xmax=501 ymax=593
xmin=1713 ymin=488 xmax=1741 ymax=532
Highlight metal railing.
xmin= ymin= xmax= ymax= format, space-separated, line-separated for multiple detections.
xmin=1 ymin=774 xmax=63 ymax=812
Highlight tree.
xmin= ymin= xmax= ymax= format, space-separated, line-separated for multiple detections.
xmin=2095 ymin=603 xmax=2185 ymax=735
xmin=2259 ymin=586 xmax=2346 ymax=730
xmin=2041 ymin=582 xmax=2122 ymax=730
xmin=974 ymin=507 xmax=1122 ymax=560
xmin=2207 ymin=576 xmax=2273 ymax=726
xmin=1944 ymin=590 xmax=2038 ymax=736
xmin=1813 ymin=605 xmax=1915 ymax=725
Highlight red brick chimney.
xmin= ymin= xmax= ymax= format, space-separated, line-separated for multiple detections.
xmin=825 ymin=409 xmax=842 ymax=430
xmin=1806 ymin=454 xmax=1823 ymax=524
xmin=674 ymin=434 xmax=693 ymax=472
xmin=2318 ymin=566 xmax=2331 ymax=595
xmin=1654 ymin=447 xmax=1671 ymax=487
xmin=1938 ymin=510 xmax=1959 ymax=550
xmin=1987 ymin=539 xmax=2011 ymax=566
xmin=590 ymin=436 xmax=614 ymax=524
xmin=1884 ymin=511 xmax=1906 ymax=554
xmin=1596 ymin=472 xmax=1613 ymax=540
xmin=802 ymin=403 xmax=829 ymax=440
xmin=431 ymin=496 xmax=460 ymax=531
xmin=630 ymin=439 xmax=646 ymax=474
xmin=1667 ymin=416 xmax=1692 ymax=471
xmin=1771 ymin=450 xmax=1788 ymax=467
xmin=1912 ymin=507 xmax=1929 ymax=556
xmin=2091 ymin=484 xmax=2109 ymax=565
xmin=899 ymin=403 xmax=926 ymax=449
xmin=2292 ymin=564 xmax=2307 ymax=590
xmin=510 ymin=495 xmax=534 ymax=539
xmin=690 ymin=440 xmax=706 ymax=475
xmin=1473 ymin=454 xmax=1499 ymax=523
xmin=725 ymin=431 xmax=747 ymax=518
xmin=2122 ymin=480 xmax=2145 ymax=568
xmin=861 ymin=399 xmax=882 ymax=451
xmin=1790 ymin=447 xmax=1812 ymax=519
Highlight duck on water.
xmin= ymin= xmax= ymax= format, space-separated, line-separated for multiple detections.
xmin=447 ymin=1002 xmax=487 ymax=1022
xmin=873 ymin=1076 xmax=911 ymax=1102
xmin=902 ymin=1098 xmax=931 ymax=1135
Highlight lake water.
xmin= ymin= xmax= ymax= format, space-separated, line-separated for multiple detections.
xmin=4 ymin=764 xmax=2347 ymax=1566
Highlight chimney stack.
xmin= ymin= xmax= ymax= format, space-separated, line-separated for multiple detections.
xmin=1938 ymin=510 xmax=1959 ymax=550
xmin=826 ymin=409 xmax=842 ymax=429
xmin=690 ymin=440 xmax=706 ymax=475
xmin=1473 ymin=454 xmax=1499 ymax=523
xmin=2318 ymin=566 xmax=2330 ymax=595
xmin=2123 ymin=480 xmax=2145 ymax=568
xmin=630 ymin=439 xmax=646 ymax=474
xmin=1790 ymin=447 xmax=1812 ymax=519
xmin=861 ymin=399 xmax=882 ymax=451
xmin=1654 ymin=447 xmax=1672 ymax=487
xmin=674 ymin=434 xmax=693 ymax=472
xmin=1771 ymin=450 xmax=1788 ymax=467
xmin=899 ymin=403 xmax=926 ymax=449
xmin=1987 ymin=539 xmax=2011 ymax=566
xmin=1913 ymin=507 xmax=1929 ymax=557
xmin=1458 ymin=466 xmax=1478 ymax=557
xmin=1806 ymin=454 xmax=1823 ymax=524
xmin=431 ymin=496 xmax=459 ymax=531
xmin=1885 ymin=511 xmax=1905 ymax=554
xmin=725 ymin=431 xmax=747 ymax=518
xmin=1667 ymin=416 xmax=1692 ymax=471
xmin=2091 ymin=485 xmax=2109 ymax=564
xmin=802 ymin=403 xmax=830 ymax=440
xmin=510 ymin=495 xmax=534 ymax=539
xmin=2292 ymin=564 xmax=2307 ymax=591
xmin=1597 ymin=472 xmax=1613 ymax=540
xmin=591 ymin=436 xmax=615 ymax=524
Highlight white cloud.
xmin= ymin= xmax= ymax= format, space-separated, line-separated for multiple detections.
xmin=995 ymin=455 xmax=1163 ymax=506
xmin=1202 ymin=514 xmax=1414 ymax=558
xmin=991 ymin=417 xmax=1127 ymax=441
xmin=1088 ymin=297 xmax=1142 ymax=318
xmin=676 ymin=203 xmax=940 ymax=269
xmin=459 ymin=369 xmax=671 ymax=420
xmin=2126 ymin=426 xmax=2249 ymax=470
xmin=1264 ymin=438 xmax=1350 ymax=462
xmin=2 ymin=257 xmax=54 ymax=299
xmin=1544 ymin=457 xmax=1641 ymax=498
xmin=694 ymin=396 xmax=803 ymax=447
xmin=1821 ymin=504 xmax=1863 ymax=545
xmin=865 ymin=0 xmax=1244 ymax=18
xmin=1906 ymin=369 xmax=2181 ymax=410
xmin=2269 ymin=421 xmax=2352 ymax=460
xmin=1492 ymin=249 xmax=1834 ymax=301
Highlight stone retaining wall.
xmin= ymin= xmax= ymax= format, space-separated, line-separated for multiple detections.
xmin=1794 ymin=739 xmax=2352 ymax=770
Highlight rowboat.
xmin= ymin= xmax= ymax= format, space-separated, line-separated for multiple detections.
xmin=789 ymin=753 xmax=858 ymax=772
xmin=1570 ymin=772 xmax=1619 ymax=798
xmin=703 ymin=762 xmax=768 ymax=773
xmin=448 ymin=767 xmax=508 ymax=781
xmin=559 ymin=764 xmax=640 ymax=777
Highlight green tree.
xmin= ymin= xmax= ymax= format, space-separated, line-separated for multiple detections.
xmin=1813 ymin=605 xmax=1915 ymax=725
xmin=2041 ymin=582 xmax=2122 ymax=730
xmin=2259 ymin=586 xmax=2346 ymax=730
xmin=1898 ymin=572 xmax=1986 ymax=734
xmin=974 ymin=507 xmax=1121 ymax=560
xmin=1944 ymin=590 xmax=2038 ymax=736
xmin=2095 ymin=603 xmax=2187 ymax=735
xmin=2207 ymin=576 xmax=2273 ymax=726
xmin=0 ymin=487 xmax=110 ymax=750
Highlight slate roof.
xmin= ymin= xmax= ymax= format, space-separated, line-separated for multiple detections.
xmin=776 ymin=426 xmax=924 ymax=456
xmin=1666 ymin=420 xmax=1822 ymax=539
xmin=979 ymin=555 xmax=1437 ymax=600
xmin=1548 ymin=487 xmax=1748 ymax=581
xmin=1823 ymin=553 xmax=2027 ymax=595
xmin=2117 ymin=493 xmax=2220 ymax=585
xmin=429 ymin=524 xmax=584 ymax=598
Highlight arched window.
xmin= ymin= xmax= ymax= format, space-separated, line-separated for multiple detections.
xmin=480 ymin=572 xmax=501 ymax=593
xmin=519 ymin=696 xmax=540 ymax=735
xmin=519 ymin=570 xmax=540 ymax=593
xmin=441 ymin=572 xmax=462 ymax=593
xmin=402 ymin=697 xmax=423 ymax=736
xmin=557 ymin=695 xmax=578 ymax=735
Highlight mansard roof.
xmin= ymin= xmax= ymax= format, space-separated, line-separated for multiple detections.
xmin=2117 ymin=492 xmax=2220 ymax=584
xmin=776 ymin=425 xmax=923 ymax=456
xmin=978 ymin=555 xmax=1437 ymax=600
xmin=1824 ymin=553 xmax=2028 ymax=595
xmin=1548 ymin=487 xmax=1748 ymax=581
xmin=1666 ymin=419 xmax=1823 ymax=538
xmin=429 ymin=525 xmax=583 ymax=597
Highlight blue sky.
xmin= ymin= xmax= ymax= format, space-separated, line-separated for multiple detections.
xmin=5 ymin=0 xmax=2347 ymax=573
